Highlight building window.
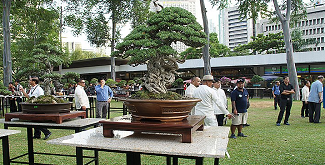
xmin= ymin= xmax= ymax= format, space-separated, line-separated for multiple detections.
xmin=302 ymin=21 xmax=305 ymax=26
xmin=266 ymin=26 xmax=268 ymax=31
xmin=313 ymin=19 xmax=316 ymax=25
xmin=309 ymin=29 xmax=312 ymax=35
xmin=317 ymin=28 xmax=320 ymax=34
xmin=321 ymin=18 xmax=324 ymax=24
xmin=321 ymin=27 xmax=324 ymax=33
xmin=321 ymin=37 xmax=324 ymax=43
xmin=309 ymin=20 xmax=312 ymax=25
xmin=317 ymin=18 xmax=320 ymax=24
xmin=321 ymin=47 xmax=324 ymax=51
xmin=313 ymin=29 xmax=316 ymax=34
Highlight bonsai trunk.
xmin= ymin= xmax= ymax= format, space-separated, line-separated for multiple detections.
xmin=143 ymin=56 xmax=178 ymax=93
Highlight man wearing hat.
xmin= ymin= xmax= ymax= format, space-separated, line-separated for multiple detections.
xmin=193 ymin=75 xmax=227 ymax=126
xmin=308 ymin=75 xmax=324 ymax=123
xmin=230 ymin=78 xmax=249 ymax=139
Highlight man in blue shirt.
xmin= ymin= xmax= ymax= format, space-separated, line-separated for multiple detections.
xmin=272 ymin=81 xmax=281 ymax=110
xmin=229 ymin=78 xmax=249 ymax=139
xmin=308 ymin=75 xmax=324 ymax=123
xmin=95 ymin=78 xmax=113 ymax=119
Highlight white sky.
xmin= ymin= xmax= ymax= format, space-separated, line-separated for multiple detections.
xmin=61 ymin=0 xmax=232 ymax=53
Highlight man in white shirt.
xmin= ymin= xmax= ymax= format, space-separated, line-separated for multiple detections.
xmin=193 ymin=75 xmax=228 ymax=126
xmin=301 ymin=80 xmax=310 ymax=118
xmin=74 ymin=79 xmax=90 ymax=112
xmin=185 ymin=77 xmax=201 ymax=97
xmin=213 ymin=79 xmax=232 ymax=126
xmin=20 ymin=76 xmax=51 ymax=140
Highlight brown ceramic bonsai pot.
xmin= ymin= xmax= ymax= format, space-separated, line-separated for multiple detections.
xmin=122 ymin=98 xmax=201 ymax=122
xmin=21 ymin=102 xmax=72 ymax=114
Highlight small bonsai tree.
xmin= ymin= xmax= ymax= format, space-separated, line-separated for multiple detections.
xmin=172 ymin=78 xmax=184 ymax=88
xmin=251 ymin=75 xmax=264 ymax=84
xmin=117 ymin=80 xmax=127 ymax=88
xmin=106 ymin=79 xmax=117 ymax=87
xmin=90 ymin=78 xmax=98 ymax=85
xmin=114 ymin=7 xmax=206 ymax=94
xmin=127 ymin=80 xmax=135 ymax=85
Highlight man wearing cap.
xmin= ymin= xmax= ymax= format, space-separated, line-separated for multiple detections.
xmin=213 ymin=79 xmax=232 ymax=126
xmin=308 ymin=75 xmax=324 ymax=123
xmin=193 ymin=75 xmax=228 ymax=126
xmin=276 ymin=76 xmax=295 ymax=126
xmin=230 ymin=78 xmax=249 ymax=139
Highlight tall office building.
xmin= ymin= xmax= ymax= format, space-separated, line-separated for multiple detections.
xmin=153 ymin=0 xmax=197 ymax=53
xmin=222 ymin=6 xmax=254 ymax=50
xmin=259 ymin=3 xmax=325 ymax=51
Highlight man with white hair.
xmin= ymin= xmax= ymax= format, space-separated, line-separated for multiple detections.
xmin=193 ymin=75 xmax=228 ymax=126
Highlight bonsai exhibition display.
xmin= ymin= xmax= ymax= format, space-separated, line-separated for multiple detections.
xmin=114 ymin=7 xmax=206 ymax=122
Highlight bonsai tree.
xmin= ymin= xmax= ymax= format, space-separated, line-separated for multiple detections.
xmin=117 ymin=80 xmax=127 ymax=88
xmin=90 ymin=78 xmax=98 ymax=85
xmin=251 ymin=75 xmax=264 ymax=84
xmin=172 ymin=78 xmax=184 ymax=88
xmin=127 ymin=80 xmax=135 ymax=86
xmin=106 ymin=79 xmax=117 ymax=87
xmin=16 ymin=43 xmax=69 ymax=95
xmin=114 ymin=7 xmax=206 ymax=94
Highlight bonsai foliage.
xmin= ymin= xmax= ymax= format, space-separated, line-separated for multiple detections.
xmin=106 ymin=79 xmax=117 ymax=87
xmin=172 ymin=78 xmax=184 ymax=87
xmin=117 ymin=80 xmax=127 ymax=88
xmin=251 ymin=75 xmax=264 ymax=84
xmin=114 ymin=7 xmax=206 ymax=93
xmin=90 ymin=78 xmax=98 ymax=85
xmin=127 ymin=80 xmax=135 ymax=85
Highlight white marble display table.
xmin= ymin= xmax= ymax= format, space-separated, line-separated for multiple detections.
xmin=0 ymin=129 xmax=21 ymax=165
xmin=0 ymin=118 xmax=102 ymax=165
xmin=48 ymin=126 xmax=230 ymax=165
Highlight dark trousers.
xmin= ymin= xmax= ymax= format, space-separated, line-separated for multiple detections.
xmin=277 ymin=98 xmax=292 ymax=124
xmin=309 ymin=102 xmax=321 ymax=123
xmin=16 ymin=97 xmax=22 ymax=112
xmin=216 ymin=114 xmax=225 ymax=126
xmin=34 ymin=128 xmax=51 ymax=137
xmin=9 ymin=98 xmax=17 ymax=113
xmin=301 ymin=101 xmax=309 ymax=117
xmin=274 ymin=95 xmax=281 ymax=109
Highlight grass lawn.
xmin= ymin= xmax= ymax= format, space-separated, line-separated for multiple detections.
xmin=1 ymin=98 xmax=325 ymax=164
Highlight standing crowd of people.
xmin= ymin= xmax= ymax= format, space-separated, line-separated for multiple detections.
xmin=272 ymin=75 xmax=323 ymax=126
xmin=185 ymin=75 xmax=250 ymax=139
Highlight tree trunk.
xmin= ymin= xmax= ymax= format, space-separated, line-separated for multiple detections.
xmin=2 ymin=0 xmax=12 ymax=86
xmin=273 ymin=0 xmax=300 ymax=100
xmin=143 ymin=56 xmax=178 ymax=93
xmin=200 ymin=0 xmax=211 ymax=75
xmin=282 ymin=21 xmax=300 ymax=100
xmin=110 ymin=13 xmax=116 ymax=81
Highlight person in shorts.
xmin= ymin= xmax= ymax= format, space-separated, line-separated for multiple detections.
xmin=230 ymin=78 xmax=249 ymax=139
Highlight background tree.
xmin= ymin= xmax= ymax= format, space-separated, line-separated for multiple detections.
xmin=209 ymin=0 xmax=306 ymax=99
xmin=234 ymin=33 xmax=285 ymax=54
xmin=291 ymin=28 xmax=318 ymax=52
xmin=114 ymin=7 xmax=206 ymax=93
xmin=63 ymin=0 xmax=151 ymax=81
xmin=180 ymin=33 xmax=231 ymax=59
xmin=69 ymin=47 xmax=105 ymax=61
xmin=16 ymin=43 xmax=68 ymax=95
